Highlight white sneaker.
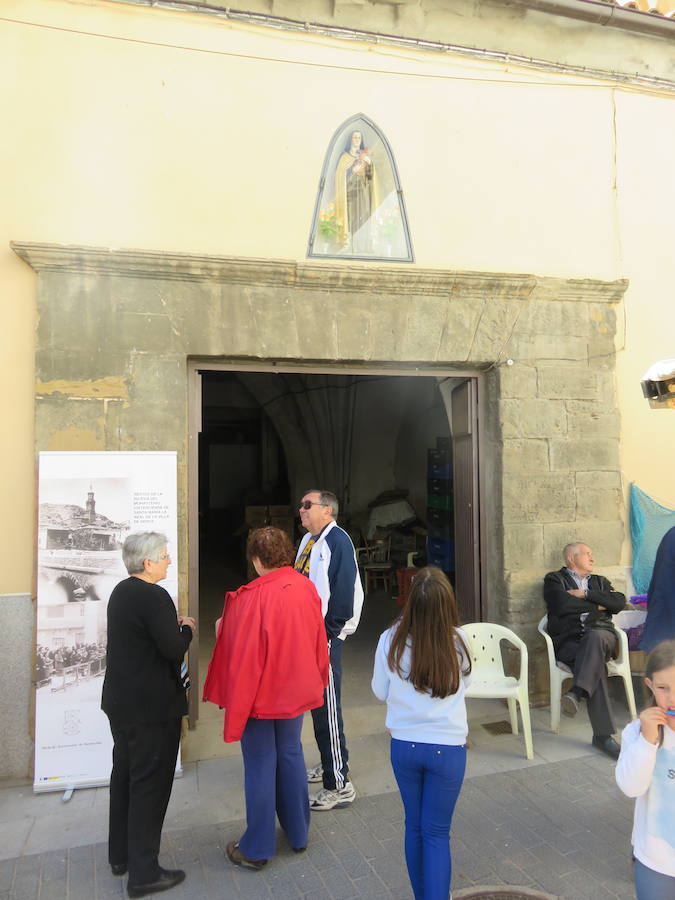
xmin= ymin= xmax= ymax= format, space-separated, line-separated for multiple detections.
xmin=310 ymin=781 xmax=356 ymax=811
xmin=306 ymin=762 xmax=324 ymax=783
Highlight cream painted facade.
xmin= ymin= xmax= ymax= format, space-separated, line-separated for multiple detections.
xmin=2 ymin=0 xmax=675 ymax=776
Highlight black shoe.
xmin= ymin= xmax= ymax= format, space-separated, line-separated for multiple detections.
xmin=592 ymin=735 xmax=620 ymax=760
xmin=561 ymin=692 xmax=580 ymax=717
xmin=127 ymin=868 xmax=185 ymax=898
xmin=111 ymin=863 xmax=128 ymax=876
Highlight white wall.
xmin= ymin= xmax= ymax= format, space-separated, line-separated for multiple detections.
xmin=615 ymin=91 xmax=675 ymax=535
xmin=3 ymin=0 xmax=675 ymax=589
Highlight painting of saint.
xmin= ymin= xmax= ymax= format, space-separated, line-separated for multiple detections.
xmin=309 ymin=115 xmax=413 ymax=262
xmin=334 ymin=131 xmax=379 ymax=254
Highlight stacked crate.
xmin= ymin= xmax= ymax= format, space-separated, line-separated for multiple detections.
xmin=244 ymin=505 xmax=294 ymax=542
xmin=244 ymin=505 xmax=294 ymax=579
xmin=426 ymin=440 xmax=454 ymax=574
xmin=267 ymin=505 xmax=295 ymax=543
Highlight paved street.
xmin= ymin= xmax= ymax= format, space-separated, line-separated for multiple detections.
xmin=1 ymin=592 xmax=640 ymax=900
xmin=0 ymin=752 xmax=635 ymax=900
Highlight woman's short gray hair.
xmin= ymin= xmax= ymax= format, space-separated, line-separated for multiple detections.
xmin=122 ymin=532 xmax=168 ymax=575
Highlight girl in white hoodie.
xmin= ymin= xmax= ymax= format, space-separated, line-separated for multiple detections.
xmin=615 ymin=639 xmax=675 ymax=900
xmin=371 ymin=566 xmax=471 ymax=900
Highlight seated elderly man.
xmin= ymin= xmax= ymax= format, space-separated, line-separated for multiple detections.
xmin=543 ymin=542 xmax=626 ymax=759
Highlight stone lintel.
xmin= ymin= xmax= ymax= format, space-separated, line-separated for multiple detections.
xmin=11 ymin=242 xmax=628 ymax=303
xmin=529 ymin=277 xmax=629 ymax=305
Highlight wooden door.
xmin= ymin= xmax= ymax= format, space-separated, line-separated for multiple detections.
xmin=451 ymin=379 xmax=481 ymax=624
xmin=187 ymin=367 xmax=202 ymax=728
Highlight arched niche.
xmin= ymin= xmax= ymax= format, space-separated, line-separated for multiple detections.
xmin=308 ymin=114 xmax=413 ymax=262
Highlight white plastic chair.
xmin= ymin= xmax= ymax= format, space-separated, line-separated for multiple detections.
xmin=463 ymin=623 xmax=534 ymax=760
xmin=538 ymin=614 xmax=637 ymax=733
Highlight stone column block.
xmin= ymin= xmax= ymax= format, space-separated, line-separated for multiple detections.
xmin=505 ymin=569 xmax=547 ymax=604
xmin=503 ymin=473 xmax=576 ymax=523
xmin=588 ymin=303 xmax=618 ymax=368
xmin=537 ymin=368 xmax=597 ymax=400
xmin=549 ymin=438 xmax=619 ymax=471
xmin=507 ymin=332 xmax=588 ymax=367
xmin=565 ymin=399 xmax=608 ymax=415
xmin=588 ymin=334 xmax=618 ymax=368
xmin=567 ymin=411 xmax=620 ymax=439
xmin=598 ymin=566 xmax=627 ymax=596
xmin=498 ymin=365 xmax=537 ymax=399
xmin=504 ymin=524 xmax=545 ymax=569
xmin=576 ymin=488 xmax=622 ymax=521
xmin=576 ymin=470 xmax=621 ymax=489
xmin=502 ymin=439 xmax=550 ymax=475
xmin=500 ymin=399 xmax=566 ymax=439
xmin=596 ymin=370 xmax=618 ymax=404
xmin=543 ymin=520 xmax=624 ymax=570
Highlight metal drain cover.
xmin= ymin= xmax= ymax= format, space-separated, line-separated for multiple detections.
xmin=455 ymin=888 xmax=558 ymax=900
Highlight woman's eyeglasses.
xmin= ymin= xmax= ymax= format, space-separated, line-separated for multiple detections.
xmin=299 ymin=500 xmax=329 ymax=510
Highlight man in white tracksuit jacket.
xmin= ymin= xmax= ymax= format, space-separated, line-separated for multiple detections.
xmin=295 ymin=489 xmax=364 ymax=811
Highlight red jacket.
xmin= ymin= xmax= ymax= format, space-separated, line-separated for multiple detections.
xmin=202 ymin=566 xmax=329 ymax=742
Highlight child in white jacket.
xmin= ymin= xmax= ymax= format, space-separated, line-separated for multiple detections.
xmin=371 ymin=566 xmax=471 ymax=900
xmin=615 ymin=639 xmax=675 ymax=900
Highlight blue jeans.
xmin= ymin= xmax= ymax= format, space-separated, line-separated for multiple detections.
xmin=391 ymin=738 xmax=467 ymax=900
xmin=239 ymin=715 xmax=310 ymax=859
xmin=634 ymin=858 xmax=675 ymax=900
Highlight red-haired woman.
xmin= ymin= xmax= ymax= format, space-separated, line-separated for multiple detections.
xmin=371 ymin=567 xmax=471 ymax=900
xmin=203 ymin=527 xmax=329 ymax=870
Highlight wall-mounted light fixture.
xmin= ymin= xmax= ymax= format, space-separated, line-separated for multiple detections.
xmin=641 ymin=359 xmax=675 ymax=409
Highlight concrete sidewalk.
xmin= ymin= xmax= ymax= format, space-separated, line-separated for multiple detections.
xmin=0 ymin=753 xmax=634 ymax=900
xmin=0 ymin=698 xmax=637 ymax=900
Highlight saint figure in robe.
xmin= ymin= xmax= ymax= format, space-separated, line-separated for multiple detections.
xmin=334 ymin=131 xmax=379 ymax=254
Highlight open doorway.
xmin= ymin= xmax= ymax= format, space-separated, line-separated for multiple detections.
xmin=187 ymin=364 xmax=485 ymax=757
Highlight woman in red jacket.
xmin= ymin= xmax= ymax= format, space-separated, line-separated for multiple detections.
xmin=202 ymin=526 xmax=329 ymax=870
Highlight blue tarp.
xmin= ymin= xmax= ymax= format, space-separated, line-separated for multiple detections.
xmin=629 ymin=483 xmax=675 ymax=593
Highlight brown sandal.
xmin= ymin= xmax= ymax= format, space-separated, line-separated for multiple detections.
xmin=225 ymin=840 xmax=267 ymax=870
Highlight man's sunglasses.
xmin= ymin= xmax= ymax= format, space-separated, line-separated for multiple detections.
xmin=299 ymin=500 xmax=330 ymax=510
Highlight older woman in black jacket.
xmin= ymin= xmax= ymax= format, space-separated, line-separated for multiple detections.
xmin=102 ymin=532 xmax=195 ymax=898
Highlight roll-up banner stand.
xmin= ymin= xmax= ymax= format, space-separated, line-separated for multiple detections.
xmin=34 ymin=451 xmax=180 ymax=795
